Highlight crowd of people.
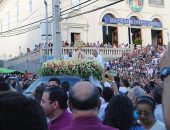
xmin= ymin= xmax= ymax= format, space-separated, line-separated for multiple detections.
xmin=62 ymin=41 xmax=130 ymax=48
xmin=103 ymin=45 xmax=166 ymax=92
xmin=0 ymin=42 xmax=170 ymax=130
xmin=31 ymin=41 xmax=129 ymax=55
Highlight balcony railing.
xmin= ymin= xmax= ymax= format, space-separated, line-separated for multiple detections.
xmin=62 ymin=47 xmax=131 ymax=59
xmin=5 ymin=47 xmax=131 ymax=67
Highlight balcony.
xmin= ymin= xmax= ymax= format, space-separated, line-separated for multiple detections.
xmin=62 ymin=47 xmax=131 ymax=59
xmin=4 ymin=47 xmax=131 ymax=73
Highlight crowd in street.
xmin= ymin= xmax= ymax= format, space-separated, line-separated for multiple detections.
xmin=0 ymin=43 xmax=170 ymax=130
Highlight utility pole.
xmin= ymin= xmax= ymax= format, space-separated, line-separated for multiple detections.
xmin=44 ymin=0 xmax=49 ymax=56
xmin=52 ymin=0 xmax=62 ymax=59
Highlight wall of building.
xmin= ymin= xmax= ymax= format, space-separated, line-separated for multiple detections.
xmin=0 ymin=0 xmax=169 ymax=59
xmin=0 ymin=0 xmax=51 ymax=59
xmin=61 ymin=0 xmax=169 ymax=47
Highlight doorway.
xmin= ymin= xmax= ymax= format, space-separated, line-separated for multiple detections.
xmin=71 ymin=33 xmax=80 ymax=45
xmin=151 ymin=30 xmax=163 ymax=46
xmin=103 ymin=26 xmax=118 ymax=47
xmin=129 ymin=28 xmax=142 ymax=45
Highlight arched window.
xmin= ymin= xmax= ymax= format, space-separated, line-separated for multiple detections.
xmin=130 ymin=16 xmax=138 ymax=20
xmin=152 ymin=18 xmax=162 ymax=28
xmin=102 ymin=13 xmax=118 ymax=47
xmin=102 ymin=13 xmax=115 ymax=22
xmin=130 ymin=16 xmax=141 ymax=26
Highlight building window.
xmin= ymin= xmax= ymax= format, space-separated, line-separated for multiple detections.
xmin=7 ymin=11 xmax=10 ymax=30
xmin=16 ymin=1 xmax=19 ymax=22
xmin=148 ymin=0 xmax=164 ymax=6
xmin=29 ymin=0 xmax=32 ymax=13
xmin=71 ymin=0 xmax=80 ymax=10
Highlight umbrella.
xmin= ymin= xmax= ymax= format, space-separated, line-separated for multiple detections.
xmin=0 ymin=68 xmax=24 ymax=74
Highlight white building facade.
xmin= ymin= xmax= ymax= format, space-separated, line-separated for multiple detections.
xmin=0 ymin=0 xmax=170 ymax=58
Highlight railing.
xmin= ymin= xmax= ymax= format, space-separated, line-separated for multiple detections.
xmin=62 ymin=47 xmax=131 ymax=59
xmin=4 ymin=50 xmax=41 ymax=67
xmin=4 ymin=47 xmax=131 ymax=73
xmin=5 ymin=47 xmax=131 ymax=67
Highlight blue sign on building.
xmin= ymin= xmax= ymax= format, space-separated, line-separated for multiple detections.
xmin=104 ymin=17 xmax=162 ymax=28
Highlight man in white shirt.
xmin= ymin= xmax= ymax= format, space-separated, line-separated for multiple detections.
xmin=98 ymin=87 xmax=113 ymax=121
xmin=92 ymin=49 xmax=104 ymax=68
xmin=153 ymin=87 xmax=164 ymax=123
xmin=150 ymin=120 xmax=166 ymax=130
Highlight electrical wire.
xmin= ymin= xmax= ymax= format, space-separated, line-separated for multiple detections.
xmin=0 ymin=26 xmax=39 ymax=37
xmin=0 ymin=0 xmax=123 ymax=37
xmin=1 ymin=11 xmax=53 ymax=28
xmin=62 ymin=0 xmax=124 ymax=20
xmin=61 ymin=0 xmax=98 ymax=16
xmin=61 ymin=0 xmax=92 ymax=13
xmin=0 ymin=16 xmax=52 ymax=34
xmin=2 ymin=25 xmax=39 ymax=35
xmin=0 ymin=0 xmax=94 ymax=32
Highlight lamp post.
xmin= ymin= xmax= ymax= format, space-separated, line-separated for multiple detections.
xmin=44 ymin=0 xmax=49 ymax=56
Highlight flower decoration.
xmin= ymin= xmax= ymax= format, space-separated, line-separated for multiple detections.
xmin=40 ymin=59 xmax=103 ymax=80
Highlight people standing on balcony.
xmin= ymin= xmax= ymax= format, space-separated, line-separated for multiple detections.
xmin=113 ymin=43 xmax=117 ymax=48
xmin=63 ymin=50 xmax=72 ymax=60
xmin=65 ymin=41 xmax=69 ymax=46
xmin=96 ymin=41 xmax=100 ymax=48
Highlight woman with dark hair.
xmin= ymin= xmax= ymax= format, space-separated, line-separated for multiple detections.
xmin=136 ymin=96 xmax=166 ymax=130
xmin=103 ymin=95 xmax=134 ymax=130
xmin=32 ymin=84 xmax=46 ymax=104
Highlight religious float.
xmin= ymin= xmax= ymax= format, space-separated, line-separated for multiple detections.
xmin=40 ymin=40 xmax=103 ymax=87
xmin=40 ymin=59 xmax=103 ymax=87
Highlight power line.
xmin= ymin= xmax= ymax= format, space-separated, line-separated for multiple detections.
xmin=1 ymin=11 xmax=53 ymax=28
xmin=60 ymin=0 xmax=80 ymax=10
xmin=0 ymin=25 xmax=39 ymax=36
xmin=61 ymin=0 xmax=98 ymax=17
xmin=0 ymin=16 xmax=53 ymax=37
xmin=61 ymin=0 xmax=92 ymax=13
xmin=1 ymin=25 xmax=39 ymax=35
xmin=0 ymin=0 xmax=95 ymax=34
xmin=0 ymin=0 xmax=123 ymax=37
xmin=0 ymin=16 xmax=52 ymax=34
xmin=0 ymin=16 xmax=54 ymax=37
xmin=62 ymin=0 xmax=124 ymax=20
xmin=0 ymin=26 xmax=39 ymax=37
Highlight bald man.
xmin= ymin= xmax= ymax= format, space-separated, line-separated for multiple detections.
xmin=60 ymin=81 xmax=118 ymax=130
